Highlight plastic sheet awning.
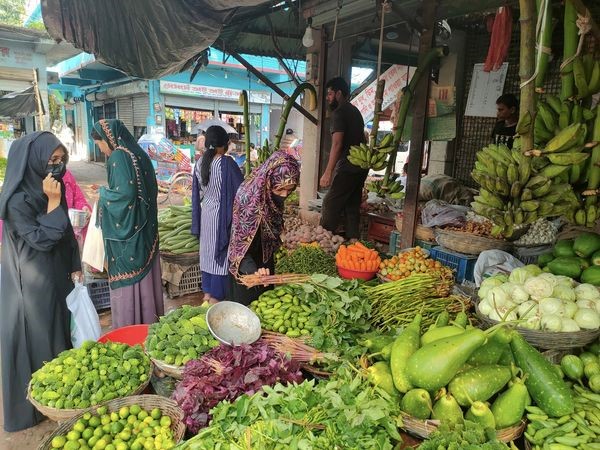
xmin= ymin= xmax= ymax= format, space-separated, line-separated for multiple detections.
xmin=0 ymin=87 xmax=43 ymax=119
xmin=41 ymin=0 xmax=272 ymax=79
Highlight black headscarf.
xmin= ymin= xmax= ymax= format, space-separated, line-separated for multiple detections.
xmin=0 ymin=131 xmax=66 ymax=219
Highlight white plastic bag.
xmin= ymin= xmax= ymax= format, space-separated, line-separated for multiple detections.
xmin=67 ymin=282 xmax=101 ymax=348
xmin=82 ymin=202 xmax=105 ymax=271
xmin=473 ymin=249 xmax=524 ymax=287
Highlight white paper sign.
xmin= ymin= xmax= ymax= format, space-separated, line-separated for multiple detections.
xmin=465 ymin=63 xmax=509 ymax=117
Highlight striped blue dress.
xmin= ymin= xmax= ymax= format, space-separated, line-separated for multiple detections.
xmin=198 ymin=156 xmax=228 ymax=276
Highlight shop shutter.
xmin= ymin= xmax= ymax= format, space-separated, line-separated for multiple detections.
xmin=164 ymin=95 xmax=215 ymax=111
xmin=133 ymin=95 xmax=150 ymax=127
xmin=117 ymin=97 xmax=133 ymax=129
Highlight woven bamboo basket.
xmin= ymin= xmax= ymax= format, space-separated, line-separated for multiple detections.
xmin=434 ymin=229 xmax=512 ymax=255
xmin=475 ymin=303 xmax=600 ymax=350
xmin=151 ymin=357 xmax=184 ymax=380
xmin=27 ymin=364 xmax=153 ymax=422
xmin=401 ymin=412 xmax=526 ymax=443
xmin=395 ymin=216 xmax=436 ymax=242
xmin=36 ymin=395 xmax=186 ymax=450
xmin=160 ymin=250 xmax=198 ymax=266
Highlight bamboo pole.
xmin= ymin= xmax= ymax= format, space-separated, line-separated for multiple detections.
xmin=273 ymin=82 xmax=317 ymax=150
xmin=518 ymin=0 xmax=537 ymax=153
xmin=32 ymin=69 xmax=44 ymax=131
xmin=239 ymin=90 xmax=251 ymax=176
xmin=369 ymin=80 xmax=386 ymax=150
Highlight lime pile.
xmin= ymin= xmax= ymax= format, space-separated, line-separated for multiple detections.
xmin=145 ymin=305 xmax=219 ymax=366
xmin=50 ymin=404 xmax=177 ymax=450
xmin=30 ymin=341 xmax=150 ymax=409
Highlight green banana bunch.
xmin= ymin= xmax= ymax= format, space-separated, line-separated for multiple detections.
xmin=367 ymin=175 xmax=404 ymax=197
xmin=257 ymin=138 xmax=273 ymax=165
xmin=348 ymin=141 xmax=390 ymax=171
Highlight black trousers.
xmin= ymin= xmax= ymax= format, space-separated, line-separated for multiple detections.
xmin=320 ymin=169 xmax=368 ymax=239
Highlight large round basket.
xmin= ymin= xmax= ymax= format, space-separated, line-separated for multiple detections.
xmin=400 ymin=412 xmax=526 ymax=443
xmin=151 ymin=357 xmax=184 ymax=380
xmin=395 ymin=216 xmax=435 ymax=242
xmin=434 ymin=229 xmax=512 ymax=255
xmin=27 ymin=364 xmax=153 ymax=423
xmin=37 ymin=395 xmax=186 ymax=450
xmin=160 ymin=250 xmax=198 ymax=266
xmin=475 ymin=303 xmax=600 ymax=350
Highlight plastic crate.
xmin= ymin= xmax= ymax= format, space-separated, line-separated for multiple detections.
xmin=389 ymin=230 xmax=435 ymax=255
xmin=86 ymin=279 xmax=111 ymax=311
xmin=429 ymin=246 xmax=477 ymax=283
xmin=166 ymin=263 xmax=202 ymax=298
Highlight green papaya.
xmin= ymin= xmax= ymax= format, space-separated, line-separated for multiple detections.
xmin=573 ymin=232 xmax=600 ymax=258
xmin=546 ymin=256 xmax=584 ymax=279
xmin=580 ymin=266 xmax=600 ymax=286
xmin=553 ymin=239 xmax=576 ymax=257
xmin=537 ymin=252 xmax=554 ymax=267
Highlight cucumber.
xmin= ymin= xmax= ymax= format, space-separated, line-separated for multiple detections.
xmin=390 ymin=314 xmax=421 ymax=393
xmin=491 ymin=376 xmax=528 ymax=429
xmin=401 ymin=388 xmax=431 ymax=420
xmin=448 ymin=365 xmax=512 ymax=407
xmin=510 ymin=331 xmax=574 ymax=417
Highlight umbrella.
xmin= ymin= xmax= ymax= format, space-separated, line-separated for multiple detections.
xmin=193 ymin=118 xmax=238 ymax=135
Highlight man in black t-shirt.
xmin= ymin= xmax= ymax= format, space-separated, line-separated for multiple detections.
xmin=319 ymin=77 xmax=368 ymax=239
xmin=491 ymin=93 xmax=519 ymax=149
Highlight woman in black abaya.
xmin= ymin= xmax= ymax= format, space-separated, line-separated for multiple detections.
xmin=0 ymin=132 xmax=81 ymax=432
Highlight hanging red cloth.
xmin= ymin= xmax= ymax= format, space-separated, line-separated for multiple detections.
xmin=484 ymin=6 xmax=513 ymax=72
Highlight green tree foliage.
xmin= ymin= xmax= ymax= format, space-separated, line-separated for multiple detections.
xmin=0 ymin=0 xmax=26 ymax=26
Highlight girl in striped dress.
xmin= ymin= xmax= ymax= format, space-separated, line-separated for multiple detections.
xmin=191 ymin=126 xmax=243 ymax=303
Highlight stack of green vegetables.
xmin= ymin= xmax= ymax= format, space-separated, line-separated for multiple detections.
xmin=416 ymin=420 xmax=513 ymax=450
xmin=145 ymin=305 xmax=219 ymax=366
xmin=172 ymin=365 xmax=403 ymax=450
xmin=275 ymin=245 xmax=337 ymax=276
xmin=361 ymin=311 xmax=576 ymax=440
xmin=158 ymin=205 xmax=198 ymax=254
xmin=538 ymin=233 xmax=600 ymax=286
xmin=525 ymin=341 xmax=600 ymax=449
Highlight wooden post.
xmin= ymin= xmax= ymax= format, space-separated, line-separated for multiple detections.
xmin=32 ymin=69 xmax=44 ymax=131
xmin=399 ymin=0 xmax=438 ymax=250
xmin=519 ymin=0 xmax=537 ymax=153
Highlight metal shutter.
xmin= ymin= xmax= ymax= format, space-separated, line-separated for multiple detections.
xmin=133 ymin=95 xmax=150 ymax=127
xmin=117 ymin=97 xmax=133 ymax=129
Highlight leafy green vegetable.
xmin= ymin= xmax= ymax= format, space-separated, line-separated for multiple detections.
xmin=173 ymin=364 xmax=402 ymax=449
xmin=416 ymin=420 xmax=510 ymax=450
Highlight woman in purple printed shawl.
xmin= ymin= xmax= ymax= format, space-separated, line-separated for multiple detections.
xmin=227 ymin=151 xmax=300 ymax=305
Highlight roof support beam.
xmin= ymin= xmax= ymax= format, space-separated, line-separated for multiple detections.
xmin=225 ymin=46 xmax=318 ymax=125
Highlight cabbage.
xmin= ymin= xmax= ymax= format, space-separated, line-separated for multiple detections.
xmin=524 ymin=275 xmax=556 ymax=300
xmin=517 ymin=300 xmax=538 ymax=319
xmin=561 ymin=318 xmax=581 ymax=332
xmin=573 ymin=308 xmax=600 ymax=330
xmin=563 ymin=301 xmax=578 ymax=319
xmin=539 ymin=298 xmax=565 ymax=317
xmin=552 ymin=284 xmax=576 ymax=302
xmin=575 ymin=284 xmax=600 ymax=302
xmin=510 ymin=285 xmax=530 ymax=304
xmin=486 ymin=286 xmax=512 ymax=308
xmin=478 ymin=276 xmax=507 ymax=299
xmin=524 ymin=264 xmax=543 ymax=277
xmin=508 ymin=265 xmax=543 ymax=285
xmin=521 ymin=315 xmax=541 ymax=330
xmin=576 ymin=299 xmax=597 ymax=310
xmin=541 ymin=314 xmax=563 ymax=331
xmin=478 ymin=299 xmax=493 ymax=316
xmin=554 ymin=276 xmax=574 ymax=288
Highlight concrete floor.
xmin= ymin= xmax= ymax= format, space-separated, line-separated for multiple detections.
xmin=0 ymin=162 xmax=203 ymax=449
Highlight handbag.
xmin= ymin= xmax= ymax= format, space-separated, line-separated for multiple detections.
xmin=81 ymin=202 xmax=105 ymax=271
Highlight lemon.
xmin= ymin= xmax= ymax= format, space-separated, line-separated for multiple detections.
xmin=111 ymin=422 xmax=124 ymax=435
xmin=66 ymin=430 xmax=81 ymax=441
xmin=95 ymin=438 xmax=108 ymax=450
xmin=83 ymin=412 xmax=92 ymax=421
xmin=82 ymin=428 xmax=94 ymax=440
xmin=116 ymin=443 xmax=128 ymax=450
xmin=74 ymin=421 xmax=87 ymax=433
xmin=51 ymin=436 xmax=67 ymax=448
xmin=141 ymin=427 xmax=154 ymax=438
xmin=87 ymin=436 xmax=99 ymax=448
xmin=129 ymin=405 xmax=142 ymax=416
xmin=118 ymin=430 xmax=132 ymax=442
xmin=105 ymin=445 xmax=116 ymax=450
xmin=119 ymin=406 xmax=130 ymax=419
xmin=150 ymin=409 xmax=161 ymax=420
xmin=63 ymin=441 xmax=80 ymax=450
xmin=143 ymin=440 xmax=155 ymax=450
xmin=130 ymin=439 xmax=144 ymax=450
xmin=127 ymin=416 xmax=137 ymax=425
xmin=96 ymin=406 xmax=108 ymax=416
xmin=101 ymin=415 xmax=111 ymax=426
xmin=137 ymin=411 xmax=149 ymax=420
xmin=93 ymin=427 xmax=105 ymax=438
xmin=159 ymin=416 xmax=171 ymax=428
xmin=89 ymin=416 xmax=101 ymax=428
xmin=110 ymin=412 xmax=120 ymax=422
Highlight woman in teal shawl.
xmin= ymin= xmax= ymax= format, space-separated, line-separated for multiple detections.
xmin=91 ymin=119 xmax=163 ymax=328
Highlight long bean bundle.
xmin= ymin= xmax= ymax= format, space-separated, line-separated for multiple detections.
xmin=366 ymin=273 xmax=468 ymax=331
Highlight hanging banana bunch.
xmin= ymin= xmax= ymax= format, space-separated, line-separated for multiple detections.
xmin=348 ymin=133 xmax=394 ymax=171
xmin=366 ymin=173 xmax=405 ymax=198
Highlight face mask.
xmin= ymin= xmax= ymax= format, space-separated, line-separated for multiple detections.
xmin=46 ymin=161 xmax=66 ymax=180
xmin=271 ymin=193 xmax=286 ymax=208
